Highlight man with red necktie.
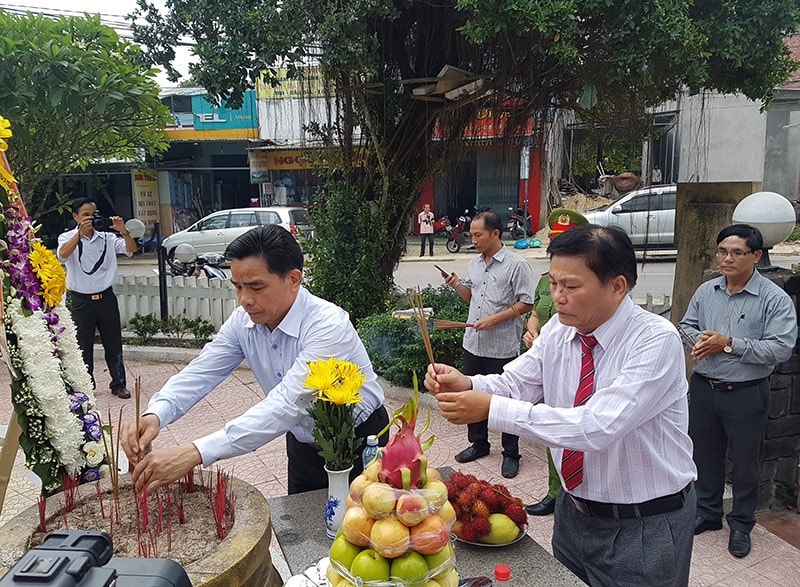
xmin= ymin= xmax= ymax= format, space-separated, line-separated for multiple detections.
xmin=425 ymin=224 xmax=696 ymax=586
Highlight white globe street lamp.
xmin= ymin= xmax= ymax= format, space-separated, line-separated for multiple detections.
xmin=732 ymin=191 xmax=795 ymax=270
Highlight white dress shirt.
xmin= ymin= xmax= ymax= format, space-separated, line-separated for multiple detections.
xmin=57 ymin=228 xmax=132 ymax=293
xmin=474 ymin=296 xmax=696 ymax=503
xmin=146 ymin=287 xmax=385 ymax=466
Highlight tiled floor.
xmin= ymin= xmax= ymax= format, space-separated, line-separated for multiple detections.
xmin=1 ymin=356 xmax=800 ymax=585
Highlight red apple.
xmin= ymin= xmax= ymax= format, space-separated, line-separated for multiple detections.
xmin=341 ymin=506 xmax=374 ymax=547
xmin=396 ymin=492 xmax=431 ymax=527
xmin=409 ymin=515 xmax=449 ymax=555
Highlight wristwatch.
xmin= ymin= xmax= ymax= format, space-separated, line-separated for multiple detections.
xmin=723 ymin=337 xmax=733 ymax=353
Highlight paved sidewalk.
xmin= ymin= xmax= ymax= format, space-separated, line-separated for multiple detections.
xmin=2 ymin=349 xmax=800 ymax=585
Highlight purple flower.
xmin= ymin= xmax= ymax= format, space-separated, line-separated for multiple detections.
xmin=82 ymin=468 xmax=101 ymax=482
xmin=85 ymin=423 xmax=102 ymax=441
xmin=4 ymin=204 xmax=44 ymax=311
xmin=42 ymin=312 xmax=60 ymax=325
xmin=81 ymin=411 xmax=98 ymax=425
xmin=69 ymin=392 xmax=90 ymax=412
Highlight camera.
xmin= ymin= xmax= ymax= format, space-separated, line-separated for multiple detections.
xmin=91 ymin=212 xmax=111 ymax=232
xmin=0 ymin=530 xmax=191 ymax=587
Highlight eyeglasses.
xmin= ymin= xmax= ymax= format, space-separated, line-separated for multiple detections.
xmin=714 ymin=248 xmax=754 ymax=259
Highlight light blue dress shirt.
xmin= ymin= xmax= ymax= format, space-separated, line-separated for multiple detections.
xmin=680 ymin=270 xmax=796 ymax=381
xmin=145 ymin=287 xmax=385 ymax=466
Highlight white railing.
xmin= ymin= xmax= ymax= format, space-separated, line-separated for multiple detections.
xmin=114 ymin=275 xmax=238 ymax=328
xmin=112 ymin=275 xmax=673 ymax=331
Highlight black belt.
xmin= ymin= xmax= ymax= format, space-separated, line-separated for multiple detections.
xmin=69 ymin=287 xmax=112 ymax=301
xmin=696 ymin=373 xmax=768 ymax=392
xmin=569 ymin=483 xmax=692 ymax=520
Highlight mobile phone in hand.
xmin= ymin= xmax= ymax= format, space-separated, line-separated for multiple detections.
xmin=434 ymin=264 xmax=449 ymax=278
xmin=674 ymin=323 xmax=696 ymax=350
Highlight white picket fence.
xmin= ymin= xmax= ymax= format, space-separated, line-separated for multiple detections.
xmin=114 ymin=275 xmax=238 ymax=328
xmin=112 ymin=274 xmax=673 ymax=331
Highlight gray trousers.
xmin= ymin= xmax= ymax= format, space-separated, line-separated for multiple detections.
xmin=552 ymin=486 xmax=696 ymax=586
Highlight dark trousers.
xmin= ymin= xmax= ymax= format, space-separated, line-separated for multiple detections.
xmin=552 ymin=486 xmax=695 ymax=586
xmin=70 ymin=288 xmax=126 ymax=391
xmin=688 ymin=372 xmax=769 ymax=532
xmin=462 ymin=350 xmax=520 ymax=459
xmin=419 ymin=233 xmax=434 ymax=256
xmin=285 ymin=405 xmax=390 ymax=494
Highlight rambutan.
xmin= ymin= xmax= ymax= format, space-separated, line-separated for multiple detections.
xmin=466 ymin=482 xmax=482 ymax=495
xmin=479 ymin=487 xmax=502 ymax=511
xmin=505 ymin=503 xmax=528 ymax=528
xmin=472 ymin=500 xmax=490 ymax=518
xmin=459 ymin=521 xmax=482 ymax=542
xmin=472 ymin=516 xmax=491 ymax=537
xmin=457 ymin=491 xmax=473 ymax=509
xmin=448 ymin=472 xmax=472 ymax=491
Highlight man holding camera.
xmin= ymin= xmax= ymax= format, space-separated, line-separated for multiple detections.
xmin=57 ymin=197 xmax=137 ymax=398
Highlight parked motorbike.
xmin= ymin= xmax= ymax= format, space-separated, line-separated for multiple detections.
xmin=166 ymin=243 xmax=228 ymax=279
xmin=433 ymin=215 xmax=452 ymax=237
xmin=506 ymin=206 xmax=533 ymax=240
xmin=445 ymin=210 xmax=474 ymax=253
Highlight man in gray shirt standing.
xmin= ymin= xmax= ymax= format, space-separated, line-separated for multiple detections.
xmin=442 ymin=210 xmax=534 ymax=478
xmin=680 ymin=223 xmax=796 ymax=559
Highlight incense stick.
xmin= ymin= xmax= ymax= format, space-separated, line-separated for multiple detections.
xmin=510 ymin=304 xmax=527 ymax=327
xmin=135 ymin=376 xmax=141 ymax=442
xmin=432 ymin=319 xmax=472 ymax=330
xmin=409 ymin=289 xmax=436 ymax=366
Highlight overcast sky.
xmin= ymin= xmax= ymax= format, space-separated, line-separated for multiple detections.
xmin=0 ymin=0 xmax=193 ymax=85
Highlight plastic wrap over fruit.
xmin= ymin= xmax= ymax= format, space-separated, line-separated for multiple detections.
xmin=326 ymin=466 xmax=458 ymax=586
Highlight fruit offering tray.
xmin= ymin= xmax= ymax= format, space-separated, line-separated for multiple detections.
xmin=445 ymin=472 xmax=528 ymax=547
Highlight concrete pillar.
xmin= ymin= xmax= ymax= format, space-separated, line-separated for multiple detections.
xmin=670 ymin=181 xmax=762 ymax=323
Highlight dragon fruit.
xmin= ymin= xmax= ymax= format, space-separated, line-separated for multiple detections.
xmin=377 ymin=374 xmax=434 ymax=490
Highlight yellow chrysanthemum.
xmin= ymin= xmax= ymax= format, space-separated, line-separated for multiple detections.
xmin=304 ymin=357 xmax=364 ymax=405
xmin=0 ymin=115 xmax=11 ymax=152
xmin=29 ymin=241 xmax=67 ymax=308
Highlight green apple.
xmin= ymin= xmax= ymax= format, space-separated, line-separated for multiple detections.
xmin=329 ymin=534 xmax=363 ymax=573
xmin=480 ymin=513 xmax=520 ymax=545
xmin=390 ymin=551 xmax=429 ymax=586
xmin=350 ymin=548 xmax=391 ymax=583
xmin=423 ymin=542 xmax=455 ymax=578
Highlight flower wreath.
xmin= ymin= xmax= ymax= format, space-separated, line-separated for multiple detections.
xmin=0 ymin=115 xmax=107 ymax=495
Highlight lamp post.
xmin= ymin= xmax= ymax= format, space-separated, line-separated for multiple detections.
xmin=731 ymin=191 xmax=795 ymax=271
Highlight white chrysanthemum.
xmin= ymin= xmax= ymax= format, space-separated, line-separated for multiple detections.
xmin=51 ymin=305 xmax=96 ymax=401
xmin=8 ymin=299 xmax=85 ymax=473
xmin=83 ymin=441 xmax=105 ymax=467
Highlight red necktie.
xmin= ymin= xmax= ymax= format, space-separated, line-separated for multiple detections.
xmin=561 ymin=333 xmax=598 ymax=491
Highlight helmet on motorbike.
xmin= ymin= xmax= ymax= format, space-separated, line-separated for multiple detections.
xmin=174 ymin=243 xmax=198 ymax=263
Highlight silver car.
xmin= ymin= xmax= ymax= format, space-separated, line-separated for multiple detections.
xmin=162 ymin=206 xmax=313 ymax=259
xmin=584 ymin=185 xmax=676 ymax=248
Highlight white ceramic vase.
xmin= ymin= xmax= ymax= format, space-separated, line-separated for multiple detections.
xmin=324 ymin=465 xmax=354 ymax=539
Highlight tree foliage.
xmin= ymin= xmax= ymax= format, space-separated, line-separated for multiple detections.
xmin=0 ymin=11 xmax=172 ymax=218
xmin=130 ymin=0 xmax=800 ymax=313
